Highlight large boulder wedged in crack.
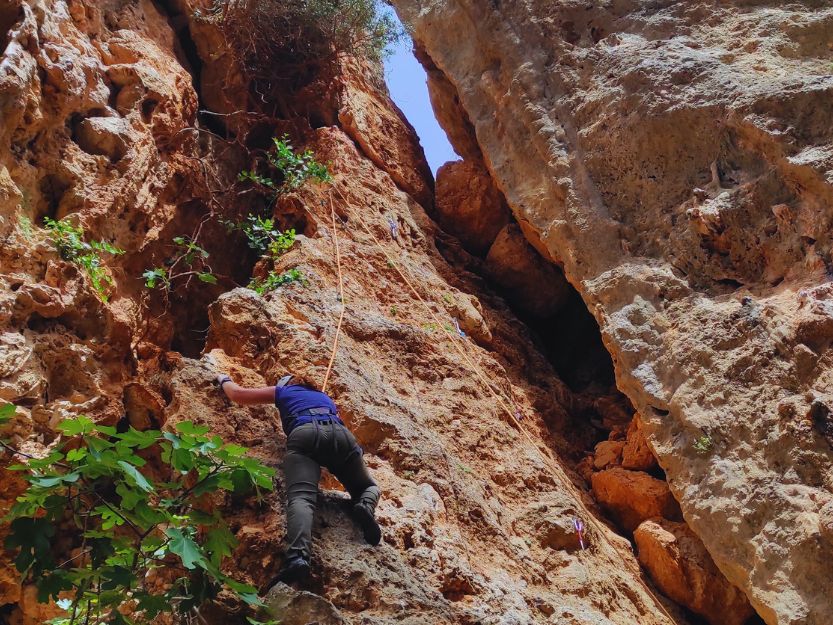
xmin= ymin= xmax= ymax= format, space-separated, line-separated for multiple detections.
xmin=391 ymin=0 xmax=833 ymax=623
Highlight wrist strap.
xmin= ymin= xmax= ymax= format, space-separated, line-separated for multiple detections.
xmin=219 ymin=376 xmax=232 ymax=387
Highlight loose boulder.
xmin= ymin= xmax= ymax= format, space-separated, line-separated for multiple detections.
xmin=591 ymin=467 xmax=681 ymax=532
xmin=634 ymin=518 xmax=755 ymax=625
xmin=484 ymin=223 xmax=571 ymax=318
xmin=435 ymin=159 xmax=510 ymax=255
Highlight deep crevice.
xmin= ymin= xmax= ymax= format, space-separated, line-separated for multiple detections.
xmin=0 ymin=1 xmax=22 ymax=54
xmin=151 ymin=0 xmax=227 ymax=137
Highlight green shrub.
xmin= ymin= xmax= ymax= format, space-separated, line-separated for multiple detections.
xmin=693 ymin=435 xmax=713 ymax=455
xmin=213 ymin=0 xmax=402 ymax=83
xmin=0 ymin=404 xmax=274 ymax=624
xmin=239 ymin=135 xmax=331 ymax=195
xmin=144 ymin=236 xmax=216 ymax=292
xmin=17 ymin=214 xmax=33 ymax=239
xmin=248 ymin=268 xmax=307 ymax=295
xmin=44 ymin=217 xmax=125 ymax=302
xmin=226 ymin=215 xmax=296 ymax=258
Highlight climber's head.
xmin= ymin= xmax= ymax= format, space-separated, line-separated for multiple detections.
xmin=277 ymin=373 xmax=318 ymax=390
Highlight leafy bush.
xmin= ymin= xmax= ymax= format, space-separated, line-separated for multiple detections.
xmin=44 ymin=217 xmax=125 ymax=302
xmin=226 ymin=215 xmax=296 ymax=258
xmin=224 ymin=212 xmax=303 ymax=296
xmin=17 ymin=214 xmax=33 ymax=239
xmin=693 ymin=435 xmax=713 ymax=455
xmin=248 ymin=269 xmax=307 ymax=295
xmin=212 ymin=0 xmax=402 ymax=84
xmin=144 ymin=236 xmax=217 ymax=292
xmin=0 ymin=404 xmax=274 ymax=624
xmin=239 ymin=135 xmax=331 ymax=195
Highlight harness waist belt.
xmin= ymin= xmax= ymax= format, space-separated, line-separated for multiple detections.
xmin=290 ymin=407 xmax=339 ymax=419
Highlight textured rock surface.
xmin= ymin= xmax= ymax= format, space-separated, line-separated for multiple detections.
xmin=0 ymin=2 xmax=690 ymax=624
xmin=434 ymin=159 xmax=509 ymax=255
xmin=634 ymin=518 xmax=755 ymax=625
xmin=484 ymin=222 xmax=572 ymax=318
xmin=393 ymin=1 xmax=833 ymax=622
xmin=621 ymin=414 xmax=657 ymax=472
xmin=591 ymin=467 xmax=681 ymax=532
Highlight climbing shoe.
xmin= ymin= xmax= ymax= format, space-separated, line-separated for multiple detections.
xmin=352 ymin=503 xmax=382 ymax=546
xmin=275 ymin=556 xmax=310 ymax=585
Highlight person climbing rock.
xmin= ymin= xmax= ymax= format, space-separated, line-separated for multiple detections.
xmin=216 ymin=372 xmax=382 ymax=583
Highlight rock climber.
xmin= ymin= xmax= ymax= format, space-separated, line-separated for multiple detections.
xmin=216 ymin=372 xmax=382 ymax=583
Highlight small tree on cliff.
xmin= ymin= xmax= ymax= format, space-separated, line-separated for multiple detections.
xmin=205 ymin=0 xmax=401 ymax=87
xmin=0 ymin=403 xmax=276 ymax=624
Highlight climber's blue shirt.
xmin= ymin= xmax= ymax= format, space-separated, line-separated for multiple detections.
xmin=274 ymin=384 xmax=341 ymax=435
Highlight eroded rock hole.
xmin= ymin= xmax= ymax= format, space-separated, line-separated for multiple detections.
xmin=141 ymin=98 xmax=159 ymax=123
xmin=0 ymin=1 xmax=21 ymax=53
xmin=151 ymin=0 xmax=226 ymax=136
xmin=37 ymin=173 xmax=71 ymax=221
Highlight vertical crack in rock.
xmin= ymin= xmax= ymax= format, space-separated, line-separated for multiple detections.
xmin=390 ymin=1 xmax=833 ymax=624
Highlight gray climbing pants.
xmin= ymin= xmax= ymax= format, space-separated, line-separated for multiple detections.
xmin=284 ymin=420 xmax=381 ymax=561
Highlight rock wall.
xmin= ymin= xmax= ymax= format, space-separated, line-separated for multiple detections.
xmin=391 ymin=1 xmax=833 ymax=624
xmin=0 ymin=2 xmax=703 ymax=624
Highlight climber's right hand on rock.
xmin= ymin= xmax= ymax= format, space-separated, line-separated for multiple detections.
xmin=216 ymin=373 xmax=232 ymax=390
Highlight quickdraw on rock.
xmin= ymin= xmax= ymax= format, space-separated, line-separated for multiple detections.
xmin=573 ymin=517 xmax=586 ymax=550
xmin=387 ymin=216 xmax=399 ymax=240
xmin=453 ymin=318 xmax=466 ymax=338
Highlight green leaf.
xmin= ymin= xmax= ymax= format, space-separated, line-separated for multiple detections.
xmin=94 ymin=423 xmax=117 ymax=436
xmin=135 ymin=592 xmax=170 ymax=618
xmin=205 ymin=525 xmax=237 ymax=566
xmin=58 ymin=415 xmax=95 ymax=436
xmin=5 ymin=517 xmax=55 ymax=573
xmin=36 ymin=571 xmax=74 ymax=602
xmin=165 ymin=528 xmax=205 ymax=570
xmin=30 ymin=472 xmax=80 ymax=488
xmin=101 ymin=565 xmax=134 ymax=591
xmin=170 ymin=447 xmax=195 ymax=473
xmin=115 ymin=427 xmax=160 ymax=449
xmin=65 ymin=448 xmax=87 ymax=462
xmin=175 ymin=421 xmax=211 ymax=437
xmin=0 ymin=402 xmax=15 ymax=426
xmin=117 ymin=461 xmax=154 ymax=492
xmin=143 ymin=268 xmax=167 ymax=289
xmin=115 ymin=482 xmax=143 ymax=510
xmin=94 ymin=505 xmax=125 ymax=530
xmin=225 ymin=578 xmax=264 ymax=607
xmin=197 ymin=272 xmax=217 ymax=284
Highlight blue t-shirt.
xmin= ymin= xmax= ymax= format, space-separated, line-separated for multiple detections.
xmin=274 ymin=384 xmax=340 ymax=434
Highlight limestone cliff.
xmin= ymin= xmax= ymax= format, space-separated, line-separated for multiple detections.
xmin=0 ymin=2 xmax=710 ymax=625
xmin=392 ymin=1 xmax=833 ymax=624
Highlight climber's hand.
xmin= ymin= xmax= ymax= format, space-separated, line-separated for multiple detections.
xmin=216 ymin=374 xmax=232 ymax=392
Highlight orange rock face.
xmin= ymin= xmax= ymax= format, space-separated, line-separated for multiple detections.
xmin=621 ymin=414 xmax=657 ymax=471
xmin=434 ymin=159 xmax=509 ymax=255
xmin=484 ymin=222 xmax=572 ymax=318
xmin=591 ymin=468 xmax=681 ymax=532
xmin=634 ymin=518 xmax=754 ymax=625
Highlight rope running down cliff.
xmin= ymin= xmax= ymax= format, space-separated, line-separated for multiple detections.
xmin=320 ymin=194 xmax=346 ymax=394
xmin=327 ymin=182 xmax=679 ymax=624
